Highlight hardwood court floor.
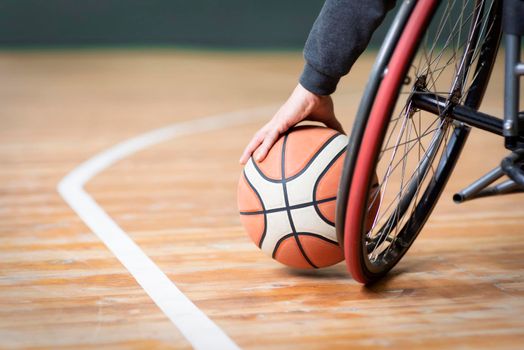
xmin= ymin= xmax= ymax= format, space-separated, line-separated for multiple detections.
xmin=1 ymin=49 xmax=523 ymax=349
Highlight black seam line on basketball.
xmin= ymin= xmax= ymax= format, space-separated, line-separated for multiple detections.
xmin=312 ymin=147 xmax=346 ymax=227
xmin=242 ymin=170 xmax=267 ymax=248
xmin=281 ymin=132 xmax=318 ymax=269
xmin=271 ymin=233 xmax=295 ymax=259
xmin=295 ymin=232 xmax=339 ymax=246
xmin=271 ymin=232 xmax=340 ymax=259
xmin=239 ymin=196 xmax=337 ymax=216
xmin=251 ymin=132 xmax=343 ymax=184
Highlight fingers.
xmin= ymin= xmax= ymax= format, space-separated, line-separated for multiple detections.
xmin=239 ymin=84 xmax=325 ymax=166
xmin=239 ymin=122 xmax=283 ymax=165
xmin=253 ymin=129 xmax=280 ymax=163
xmin=239 ymin=130 xmax=265 ymax=165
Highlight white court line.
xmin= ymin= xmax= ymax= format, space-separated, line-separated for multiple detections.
xmin=58 ymin=106 xmax=275 ymax=350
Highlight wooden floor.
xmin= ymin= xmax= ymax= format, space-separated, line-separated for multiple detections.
xmin=1 ymin=49 xmax=523 ymax=349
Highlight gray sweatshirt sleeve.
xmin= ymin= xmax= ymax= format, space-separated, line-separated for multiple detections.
xmin=299 ymin=0 xmax=396 ymax=95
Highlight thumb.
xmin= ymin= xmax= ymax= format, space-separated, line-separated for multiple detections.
xmin=323 ymin=116 xmax=345 ymax=134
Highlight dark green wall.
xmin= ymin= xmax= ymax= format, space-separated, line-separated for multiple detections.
xmin=0 ymin=0 xmax=396 ymax=49
xmin=0 ymin=0 xmax=321 ymax=48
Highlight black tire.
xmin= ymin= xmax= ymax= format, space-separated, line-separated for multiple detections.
xmin=336 ymin=0 xmax=502 ymax=283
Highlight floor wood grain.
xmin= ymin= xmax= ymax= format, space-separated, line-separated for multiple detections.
xmin=0 ymin=49 xmax=523 ymax=349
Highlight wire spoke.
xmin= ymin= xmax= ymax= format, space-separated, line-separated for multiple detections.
xmin=362 ymin=0 xmax=495 ymax=268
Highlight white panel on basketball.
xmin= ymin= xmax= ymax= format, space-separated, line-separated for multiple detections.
xmin=244 ymin=132 xmax=348 ymax=258
xmin=260 ymin=211 xmax=293 ymax=255
xmin=285 ymin=134 xmax=348 ymax=206
xmin=290 ymin=206 xmax=337 ymax=242
xmin=244 ymin=158 xmax=286 ymax=210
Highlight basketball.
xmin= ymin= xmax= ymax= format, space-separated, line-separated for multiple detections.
xmin=238 ymin=125 xmax=380 ymax=269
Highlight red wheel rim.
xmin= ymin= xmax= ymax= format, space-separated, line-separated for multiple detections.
xmin=344 ymin=0 xmax=439 ymax=283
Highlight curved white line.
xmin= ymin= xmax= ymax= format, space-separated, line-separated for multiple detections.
xmin=57 ymin=106 xmax=275 ymax=350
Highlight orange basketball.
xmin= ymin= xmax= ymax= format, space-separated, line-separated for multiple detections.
xmin=238 ymin=125 xmax=380 ymax=269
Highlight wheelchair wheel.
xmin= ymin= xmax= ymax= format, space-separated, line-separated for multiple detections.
xmin=337 ymin=0 xmax=502 ymax=284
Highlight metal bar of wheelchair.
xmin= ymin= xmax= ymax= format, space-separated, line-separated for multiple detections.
xmin=504 ymin=34 xmax=522 ymax=148
xmin=467 ymin=179 xmax=524 ymax=200
xmin=453 ymin=167 xmax=504 ymax=203
xmin=515 ymin=63 xmax=524 ymax=76
xmin=453 ymin=162 xmax=524 ymax=203
xmin=410 ymin=93 xmax=504 ymax=136
xmin=411 ymin=93 xmax=524 ymax=203
xmin=503 ymin=0 xmax=523 ymax=149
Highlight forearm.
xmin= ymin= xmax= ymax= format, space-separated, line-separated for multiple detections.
xmin=300 ymin=0 xmax=396 ymax=95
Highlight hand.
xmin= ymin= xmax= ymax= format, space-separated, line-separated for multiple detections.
xmin=239 ymin=84 xmax=344 ymax=165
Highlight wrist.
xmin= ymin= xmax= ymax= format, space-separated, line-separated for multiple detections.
xmin=297 ymin=83 xmax=333 ymax=118
xmin=297 ymin=83 xmax=321 ymax=107
xmin=299 ymin=63 xmax=340 ymax=96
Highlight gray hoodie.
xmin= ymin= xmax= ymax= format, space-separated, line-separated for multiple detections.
xmin=299 ymin=0 xmax=397 ymax=95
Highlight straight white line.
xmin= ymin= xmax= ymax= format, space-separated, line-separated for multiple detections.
xmin=58 ymin=106 xmax=275 ymax=350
